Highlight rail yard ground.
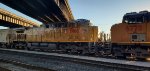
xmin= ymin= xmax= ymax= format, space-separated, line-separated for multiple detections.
xmin=0 ymin=59 xmax=54 ymax=71
xmin=0 ymin=48 xmax=149 ymax=71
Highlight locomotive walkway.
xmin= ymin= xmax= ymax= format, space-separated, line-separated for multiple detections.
xmin=0 ymin=48 xmax=149 ymax=71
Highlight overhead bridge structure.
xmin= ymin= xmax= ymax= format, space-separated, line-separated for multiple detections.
xmin=0 ymin=8 xmax=40 ymax=28
xmin=0 ymin=0 xmax=74 ymax=25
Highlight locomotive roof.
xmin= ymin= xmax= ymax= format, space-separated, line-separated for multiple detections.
xmin=122 ymin=11 xmax=150 ymax=23
xmin=124 ymin=11 xmax=150 ymax=18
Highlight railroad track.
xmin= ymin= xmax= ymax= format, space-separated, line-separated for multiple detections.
xmin=32 ymin=48 xmax=148 ymax=63
xmin=0 ymin=48 xmax=150 ymax=71
xmin=0 ymin=47 xmax=148 ymax=63
xmin=0 ymin=58 xmax=55 ymax=71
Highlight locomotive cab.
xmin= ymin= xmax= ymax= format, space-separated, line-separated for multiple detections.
xmin=111 ymin=11 xmax=150 ymax=60
xmin=123 ymin=11 xmax=150 ymax=42
xmin=122 ymin=11 xmax=150 ymax=24
xmin=12 ymin=28 xmax=27 ymax=49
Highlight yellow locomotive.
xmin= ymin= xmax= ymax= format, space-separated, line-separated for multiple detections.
xmin=0 ymin=19 xmax=98 ymax=54
xmin=111 ymin=11 xmax=150 ymax=59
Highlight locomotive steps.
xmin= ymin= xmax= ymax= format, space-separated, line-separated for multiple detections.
xmin=0 ymin=48 xmax=149 ymax=71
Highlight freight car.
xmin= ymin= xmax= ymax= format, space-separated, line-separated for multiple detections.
xmin=0 ymin=19 xmax=98 ymax=54
xmin=111 ymin=11 xmax=150 ymax=60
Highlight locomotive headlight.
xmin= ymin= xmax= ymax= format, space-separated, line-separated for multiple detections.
xmin=148 ymin=48 xmax=150 ymax=52
xmin=146 ymin=58 xmax=150 ymax=61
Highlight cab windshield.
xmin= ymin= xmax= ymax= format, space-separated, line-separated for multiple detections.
xmin=122 ymin=11 xmax=150 ymax=24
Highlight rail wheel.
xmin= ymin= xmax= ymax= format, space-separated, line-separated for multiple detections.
xmin=66 ymin=49 xmax=71 ymax=54
xmin=15 ymin=44 xmax=25 ymax=50
xmin=77 ymin=50 xmax=83 ymax=55
xmin=1 ymin=44 xmax=7 ymax=48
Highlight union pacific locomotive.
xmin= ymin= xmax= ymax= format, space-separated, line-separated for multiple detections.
xmin=0 ymin=19 xmax=98 ymax=54
xmin=111 ymin=11 xmax=150 ymax=59
xmin=1 ymin=11 xmax=150 ymax=60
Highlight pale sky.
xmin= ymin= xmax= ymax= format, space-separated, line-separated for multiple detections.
xmin=1 ymin=0 xmax=150 ymax=33
xmin=69 ymin=0 xmax=150 ymax=33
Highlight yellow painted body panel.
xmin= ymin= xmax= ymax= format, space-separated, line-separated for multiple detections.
xmin=111 ymin=22 xmax=150 ymax=44
xmin=25 ymin=26 xmax=98 ymax=42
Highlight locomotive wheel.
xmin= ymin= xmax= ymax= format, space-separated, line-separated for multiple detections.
xmin=15 ymin=45 xmax=19 ymax=49
xmin=66 ymin=49 xmax=71 ymax=54
xmin=1 ymin=44 xmax=7 ymax=48
xmin=77 ymin=50 xmax=83 ymax=55
xmin=21 ymin=46 xmax=25 ymax=50
xmin=15 ymin=45 xmax=24 ymax=49
xmin=15 ymin=44 xmax=25 ymax=49
xmin=26 ymin=47 xmax=31 ymax=50
xmin=10 ymin=44 xmax=15 ymax=49
xmin=125 ymin=53 xmax=136 ymax=60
